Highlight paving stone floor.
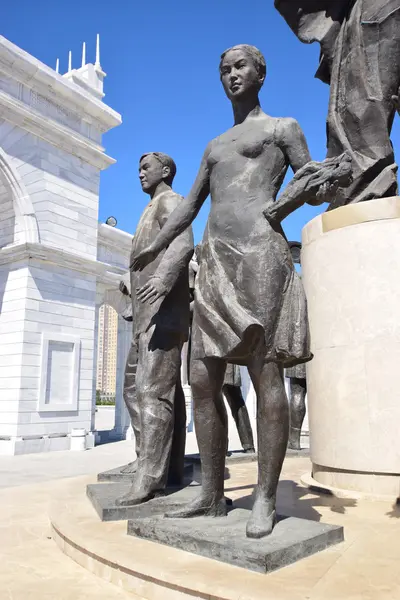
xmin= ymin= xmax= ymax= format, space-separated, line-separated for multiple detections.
xmin=1 ymin=440 xmax=398 ymax=599
xmin=0 ymin=441 xmax=144 ymax=599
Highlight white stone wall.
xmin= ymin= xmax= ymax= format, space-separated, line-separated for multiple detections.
xmin=19 ymin=262 xmax=96 ymax=437
xmin=0 ymin=35 xmax=121 ymax=454
xmin=0 ymin=263 xmax=29 ymax=439
xmin=0 ymin=176 xmax=16 ymax=247
xmin=0 ymin=123 xmax=100 ymax=259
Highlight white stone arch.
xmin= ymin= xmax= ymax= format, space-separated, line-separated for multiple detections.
xmin=0 ymin=148 xmax=39 ymax=246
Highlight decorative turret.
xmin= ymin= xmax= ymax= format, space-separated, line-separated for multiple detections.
xmin=61 ymin=34 xmax=106 ymax=100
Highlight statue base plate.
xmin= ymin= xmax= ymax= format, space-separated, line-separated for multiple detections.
xmin=97 ymin=461 xmax=194 ymax=482
xmin=87 ymin=482 xmax=343 ymax=573
xmin=127 ymin=506 xmax=343 ymax=573
xmin=87 ymin=482 xmax=200 ymax=522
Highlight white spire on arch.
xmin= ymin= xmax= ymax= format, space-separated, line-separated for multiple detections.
xmin=60 ymin=34 xmax=105 ymax=97
xmin=95 ymin=34 xmax=101 ymax=68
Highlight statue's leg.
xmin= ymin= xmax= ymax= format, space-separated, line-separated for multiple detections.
xmin=246 ymin=360 xmax=288 ymax=538
xmin=288 ymin=378 xmax=306 ymax=451
xmin=121 ymin=341 xmax=140 ymax=473
xmin=167 ymin=371 xmax=187 ymax=486
xmin=165 ymin=356 xmax=228 ymax=518
xmin=223 ymin=384 xmax=255 ymax=452
xmin=117 ymin=328 xmax=182 ymax=506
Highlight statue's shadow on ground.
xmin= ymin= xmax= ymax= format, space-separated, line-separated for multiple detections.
xmin=226 ymin=479 xmax=358 ymax=523
xmin=386 ymin=498 xmax=400 ymax=519
xmin=197 ymin=466 xmax=356 ymax=523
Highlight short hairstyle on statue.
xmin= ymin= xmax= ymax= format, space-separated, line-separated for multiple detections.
xmin=219 ymin=44 xmax=267 ymax=81
xmin=139 ymin=152 xmax=177 ymax=186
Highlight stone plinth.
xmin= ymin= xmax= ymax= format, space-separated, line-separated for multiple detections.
xmin=97 ymin=461 xmax=194 ymax=483
xmin=302 ymin=197 xmax=400 ymax=497
xmin=128 ymin=506 xmax=343 ymax=574
xmin=86 ymin=481 xmax=343 ymax=573
xmin=87 ymin=482 xmax=199 ymax=522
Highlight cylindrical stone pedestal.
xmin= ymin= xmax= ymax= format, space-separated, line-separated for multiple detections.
xmin=70 ymin=429 xmax=87 ymax=452
xmin=302 ymin=197 xmax=400 ymax=498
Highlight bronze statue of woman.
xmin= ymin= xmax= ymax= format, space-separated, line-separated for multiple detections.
xmin=132 ymin=44 xmax=350 ymax=538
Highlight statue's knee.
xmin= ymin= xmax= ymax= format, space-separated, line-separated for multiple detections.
xmin=190 ymin=358 xmax=224 ymax=400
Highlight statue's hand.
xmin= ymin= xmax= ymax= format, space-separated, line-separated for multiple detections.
xmin=136 ymin=278 xmax=167 ymax=305
xmin=314 ymin=179 xmax=340 ymax=206
xmin=306 ymin=153 xmax=352 ymax=206
xmin=262 ymin=201 xmax=280 ymax=223
xmin=119 ymin=280 xmax=130 ymax=296
xmin=130 ymin=244 xmax=159 ymax=271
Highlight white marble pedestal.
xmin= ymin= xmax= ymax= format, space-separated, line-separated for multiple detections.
xmin=302 ymin=197 xmax=400 ymax=498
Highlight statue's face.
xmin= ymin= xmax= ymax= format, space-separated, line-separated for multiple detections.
xmin=220 ymin=49 xmax=263 ymax=100
xmin=139 ymin=155 xmax=165 ymax=194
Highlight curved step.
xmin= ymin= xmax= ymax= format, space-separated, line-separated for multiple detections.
xmin=49 ymin=476 xmax=276 ymax=600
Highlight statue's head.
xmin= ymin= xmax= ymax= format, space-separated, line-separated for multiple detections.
xmin=219 ymin=44 xmax=266 ymax=101
xmin=139 ymin=152 xmax=177 ymax=195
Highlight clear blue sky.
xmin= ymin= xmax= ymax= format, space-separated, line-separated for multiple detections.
xmin=3 ymin=0 xmax=400 ymax=243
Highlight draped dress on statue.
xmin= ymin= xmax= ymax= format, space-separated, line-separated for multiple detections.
xmin=191 ymin=220 xmax=311 ymax=367
xmin=190 ymin=119 xmax=312 ymax=368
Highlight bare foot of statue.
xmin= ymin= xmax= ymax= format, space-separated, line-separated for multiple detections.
xmin=115 ymin=485 xmax=165 ymax=507
xmin=120 ymin=460 xmax=138 ymax=474
xmin=165 ymin=492 xmax=228 ymax=518
xmin=243 ymin=447 xmax=256 ymax=454
xmin=246 ymin=489 xmax=277 ymax=539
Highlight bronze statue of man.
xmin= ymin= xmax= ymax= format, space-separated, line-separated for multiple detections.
xmin=286 ymin=241 xmax=307 ymax=451
xmin=275 ymin=0 xmax=400 ymax=207
xmin=117 ymin=152 xmax=193 ymax=506
xmin=223 ymin=363 xmax=255 ymax=454
xmin=286 ymin=362 xmax=307 ymax=451
xmin=131 ymin=45 xmax=350 ymax=537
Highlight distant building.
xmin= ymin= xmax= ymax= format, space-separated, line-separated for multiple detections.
xmin=96 ymin=304 xmax=118 ymax=397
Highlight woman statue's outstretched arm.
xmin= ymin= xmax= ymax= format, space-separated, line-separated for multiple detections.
xmin=264 ymin=119 xmax=352 ymax=223
xmin=131 ymin=145 xmax=211 ymax=272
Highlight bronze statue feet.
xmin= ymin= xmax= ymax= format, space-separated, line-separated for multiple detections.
xmin=165 ymin=493 xmax=228 ymax=518
xmin=246 ymin=493 xmax=277 ymax=539
xmin=115 ymin=486 xmax=165 ymax=507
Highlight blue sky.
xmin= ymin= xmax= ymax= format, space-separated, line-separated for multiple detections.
xmin=3 ymin=0 xmax=400 ymax=243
